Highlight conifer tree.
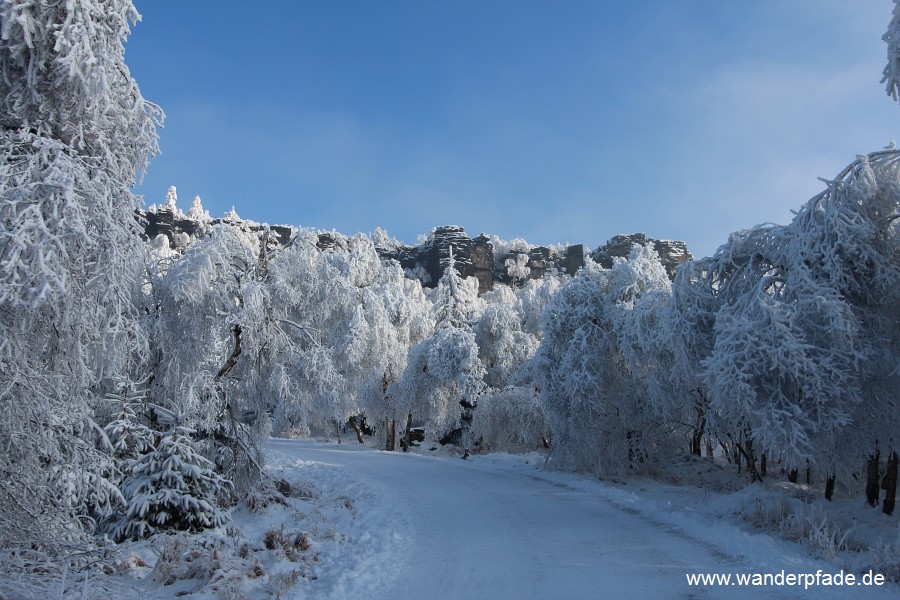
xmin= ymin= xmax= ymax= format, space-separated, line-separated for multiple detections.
xmin=113 ymin=426 xmax=232 ymax=541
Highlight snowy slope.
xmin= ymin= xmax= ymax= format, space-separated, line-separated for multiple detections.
xmin=267 ymin=440 xmax=898 ymax=599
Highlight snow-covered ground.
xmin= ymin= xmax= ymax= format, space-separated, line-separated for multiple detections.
xmin=267 ymin=440 xmax=897 ymax=599
xmin=98 ymin=439 xmax=898 ymax=599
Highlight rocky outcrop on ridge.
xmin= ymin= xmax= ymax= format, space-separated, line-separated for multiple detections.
xmin=591 ymin=233 xmax=693 ymax=279
xmin=137 ymin=207 xmax=693 ymax=294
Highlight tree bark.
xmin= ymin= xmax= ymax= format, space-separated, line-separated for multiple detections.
xmin=626 ymin=429 xmax=644 ymax=464
xmin=735 ymin=439 xmax=762 ymax=482
xmin=349 ymin=416 xmax=365 ymax=444
xmin=401 ymin=412 xmax=412 ymax=452
xmin=866 ymin=449 xmax=881 ymax=507
xmin=760 ymin=453 xmax=767 ymax=478
xmin=385 ymin=418 xmax=396 ymax=451
xmin=690 ymin=410 xmax=705 ymax=457
xmin=788 ymin=469 xmax=799 ymax=484
xmin=690 ymin=391 xmax=706 ymax=457
xmin=882 ymin=451 xmax=898 ymax=516
xmin=215 ymin=324 xmax=242 ymax=380
xmin=824 ymin=475 xmax=836 ymax=501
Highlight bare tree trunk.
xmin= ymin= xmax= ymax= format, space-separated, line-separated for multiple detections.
xmin=690 ymin=428 xmax=704 ymax=457
xmin=335 ymin=420 xmax=341 ymax=444
xmin=866 ymin=449 xmax=881 ymax=507
xmin=385 ymin=418 xmax=396 ymax=451
xmin=349 ymin=416 xmax=365 ymax=444
xmin=788 ymin=469 xmax=799 ymax=484
xmin=215 ymin=324 xmax=243 ymax=380
xmin=401 ymin=412 xmax=412 ymax=452
xmin=882 ymin=451 xmax=898 ymax=516
xmin=626 ymin=429 xmax=644 ymax=465
xmin=381 ymin=371 xmax=396 ymax=452
xmin=405 ymin=412 xmax=412 ymax=451
xmin=690 ymin=410 xmax=706 ymax=457
xmin=735 ymin=439 xmax=762 ymax=482
xmin=760 ymin=453 xmax=767 ymax=478
xmin=825 ymin=475 xmax=836 ymax=501
xmin=206 ymin=323 xmax=264 ymax=488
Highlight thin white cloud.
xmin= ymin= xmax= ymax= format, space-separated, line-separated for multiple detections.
xmin=658 ymin=55 xmax=898 ymax=257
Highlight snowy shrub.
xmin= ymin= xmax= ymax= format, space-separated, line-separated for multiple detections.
xmin=862 ymin=541 xmax=900 ymax=583
xmin=474 ymin=303 xmax=539 ymax=388
xmin=264 ymin=525 xmax=313 ymax=561
xmin=102 ymin=390 xmax=155 ymax=463
xmin=0 ymin=546 xmax=133 ymax=600
xmin=472 ymin=386 xmax=548 ymax=453
xmin=114 ymin=427 xmax=233 ymax=541
xmin=734 ymin=485 xmax=900 ymax=581
xmin=535 ymin=246 xmax=671 ymax=476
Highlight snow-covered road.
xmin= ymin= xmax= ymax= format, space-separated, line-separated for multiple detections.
xmin=268 ymin=440 xmax=894 ymax=599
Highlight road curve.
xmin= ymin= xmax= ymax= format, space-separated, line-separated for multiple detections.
xmin=268 ymin=440 xmax=880 ymax=600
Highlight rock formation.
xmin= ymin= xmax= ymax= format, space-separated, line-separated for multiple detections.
xmin=138 ymin=208 xmax=692 ymax=293
xmin=591 ymin=233 xmax=692 ymax=279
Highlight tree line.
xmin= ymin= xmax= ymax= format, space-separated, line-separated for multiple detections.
xmin=1 ymin=0 xmax=898 ymax=581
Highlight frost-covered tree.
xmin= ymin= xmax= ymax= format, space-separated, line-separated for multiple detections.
xmin=113 ymin=426 xmax=232 ymax=541
xmin=784 ymin=152 xmax=900 ymax=481
xmin=431 ymin=250 xmax=481 ymax=331
xmin=693 ymin=151 xmax=900 ymax=486
xmin=392 ymin=326 xmax=485 ymax=438
xmin=474 ymin=298 xmax=538 ymax=389
xmin=702 ymin=275 xmax=859 ymax=479
xmin=340 ymin=261 xmax=434 ymax=440
xmin=187 ymin=195 xmax=212 ymax=222
xmin=146 ymin=223 xmax=268 ymax=490
xmin=102 ymin=381 xmax=155 ymax=463
xmin=390 ymin=251 xmax=485 ymax=441
xmin=471 ymin=386 xmax=548 ymax=453
xmin=261 ymin=232 xmax=357 ymax=437
xmin=0 ymin=1 xmax=161 ymax=181
xmin=883 ymin=0 xmax=900 ymax=102
xmin=264 ymin=232 xmax=364 ymax=437
xmin=536 ymin=261 xmax=610 ymax=473
xmin=505 ymin=252 xmax=531 ymax=286
xmin=516 ymin=275 xmax=565 ymax=336
xmin=162 ymin=185 xmax=183 ymax=216
xmin=536 ymin=245 xmax=670 ymax=476
xmin=0 ymin=0 xmax=161 ymax=552
xmin=246 ymin=230 xmax=432 ymax=445
xmin=625 ymin=258 xmax=720 ymax=457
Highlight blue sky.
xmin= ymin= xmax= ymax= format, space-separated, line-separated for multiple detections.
xmin=127 ymin=1 xmax=897 ymax=258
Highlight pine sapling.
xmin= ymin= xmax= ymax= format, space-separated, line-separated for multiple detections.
xmin=114 ymin=426 xmax=233 ymax=541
